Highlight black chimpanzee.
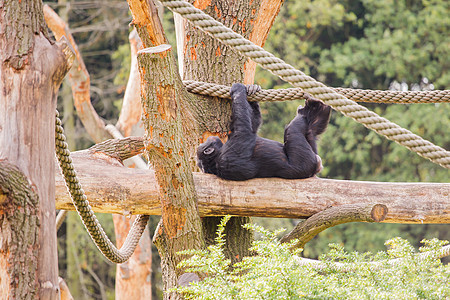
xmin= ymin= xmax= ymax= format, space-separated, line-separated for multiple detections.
xmin=197 ymin=83 xmax=331 ymax=181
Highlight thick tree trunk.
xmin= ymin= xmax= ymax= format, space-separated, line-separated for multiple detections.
xmin=0 ymin=0 xmax=72 ymax=298
xmin=175 ymin=0 xmax=283 ymax=263
xmin=126 ymin=2 xmax=206 ymax=298
xmin=137 ymin=45 xmax=204 ymax=299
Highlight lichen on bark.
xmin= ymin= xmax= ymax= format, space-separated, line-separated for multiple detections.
xmin=0 ymin=161 xmax=40 ymax=299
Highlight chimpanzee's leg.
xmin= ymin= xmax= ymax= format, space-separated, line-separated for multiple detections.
xmin=229 ymin=83 xmax=255 ymax=137
xmin=297 ymin=97 xmax=331 ymax=154
xmin=216 ymin=83 xmax=258 ymax=180
xmin=282 ymin=114 xmax=319 ymax=178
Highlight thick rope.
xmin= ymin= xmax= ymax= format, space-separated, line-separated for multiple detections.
xmin=55 ymin=111 xmax=149 ymax=263
xmin=334 ymin=87 xmax=450 ymax=104
xmin=184 ymin=80 xmax=450 ymax=104
xmin=161 ymin=0 xmax=450 ymax=169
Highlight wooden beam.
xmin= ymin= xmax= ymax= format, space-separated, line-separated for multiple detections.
xmin=55 ymin=151 xmax=450 ymax=224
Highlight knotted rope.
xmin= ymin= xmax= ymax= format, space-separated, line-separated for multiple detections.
xmin=161 ymin=0 xmax=449 ymax=169
xmin=55 ymin=111 xmax=149 ymax=263
xmin=184 ymin=80 xmax=450 ymax=104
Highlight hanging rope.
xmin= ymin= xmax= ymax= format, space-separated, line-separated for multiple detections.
xmin=160 ymin=0 xmax=450 ymax=169
xmin=184 ymin=80 xmax=450 ymax=104
xmin=55 ymin=111 xmax=149 ymax=263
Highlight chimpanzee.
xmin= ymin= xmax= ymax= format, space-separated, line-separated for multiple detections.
xmin=197 ymin=83 xmax=331 ymax=181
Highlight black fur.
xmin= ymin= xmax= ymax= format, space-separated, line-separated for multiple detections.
xmin=197 ymin=83 xmax=331 ymax=181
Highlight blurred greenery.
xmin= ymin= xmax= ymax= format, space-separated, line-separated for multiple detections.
xmin=50 ymin=0 xmax=449 ymax=298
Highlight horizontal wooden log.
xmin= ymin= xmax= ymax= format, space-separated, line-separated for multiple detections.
xmin=55 ymin=152 xmax=450 ymax=223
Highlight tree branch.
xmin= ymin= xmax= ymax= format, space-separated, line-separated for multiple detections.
xmin=280 ymin=204 xmax=388 ymax=249
xmin=115 ymin=29 xmax=144 ymax=137
xmin=43 ymin=4 xmax=111 ymax=143
xmin=89 ymin=136 xmax=145 ymax=162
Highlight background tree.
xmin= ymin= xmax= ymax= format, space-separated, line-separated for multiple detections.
xmin=46 ymin=1 xmax=152 ymax=299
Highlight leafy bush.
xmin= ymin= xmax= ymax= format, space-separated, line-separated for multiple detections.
xmin=174 ymin=216 xmax=449 ymax=299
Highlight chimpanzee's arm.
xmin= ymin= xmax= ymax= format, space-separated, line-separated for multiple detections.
xmin=229 ymin=83 xmax=254 ymax=136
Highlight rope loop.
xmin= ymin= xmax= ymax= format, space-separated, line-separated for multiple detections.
xmin=55 ymin=111 xmax=149 ymax=263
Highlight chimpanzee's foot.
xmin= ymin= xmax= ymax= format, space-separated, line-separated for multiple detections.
xmin=316 ymin=155 xmax=323 ymax=174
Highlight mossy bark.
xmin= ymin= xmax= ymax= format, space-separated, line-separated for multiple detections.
xmin=0 ymin=162 xmax=40 ymax=299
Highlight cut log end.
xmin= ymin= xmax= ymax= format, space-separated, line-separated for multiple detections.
xmin=371 ymin=204 xmax=388 ymax=222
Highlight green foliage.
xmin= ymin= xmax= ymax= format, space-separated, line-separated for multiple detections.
xmin=255 ymin=0 xmax=357 ymax=88
xmin=174 ymin=219 xmax=449 ymax=300
xmin=319 ymin=0 xmax=450 ymax=89
xmin=319 ymin=103 xmax=450 ymax=182
xmin=303 ymin=223 xmax=450 ymax=261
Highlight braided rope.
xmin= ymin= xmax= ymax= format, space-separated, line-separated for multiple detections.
xmin=334 ymin=88 xmax=450 ymax=104
xmin=184 ymin=80 xmax=450 ymax=104
xmin=55 ymin=111 xmax=149 ymax=263
xmin=161 ymin=0 xmax=450 ymax=169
